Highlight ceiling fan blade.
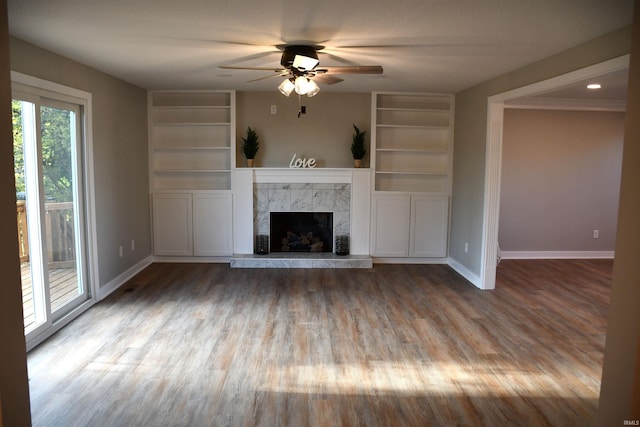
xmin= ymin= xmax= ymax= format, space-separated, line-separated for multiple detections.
xmin=246 ymin=72 xmax=290 ymax=83
xmin=219 ymin=65 xmax=285 ymax=72
xmin=318 ymin=65 xmax=383 ymax=75
xmin=313 ymin=74 xmax=344 ymax=85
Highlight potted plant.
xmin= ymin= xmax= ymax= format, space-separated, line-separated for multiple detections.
xmin=242 ymin=127 xmax=260 ymax=167
xmin=351 ymin=124 xmax=367 ymax=168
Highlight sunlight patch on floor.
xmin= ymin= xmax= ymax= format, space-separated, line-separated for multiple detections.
xmin=258 ymin=361 xmax=598 ymax=399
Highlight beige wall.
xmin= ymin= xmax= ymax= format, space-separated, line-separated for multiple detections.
xmin=451 ymin=26 xmax=632 ymax=275
xmin=0 ymin=1 xmax=31 ymax=425
xmin=9 ymin=37 xmax=151 ymax=289
xmin=236 ymin=91 xmax=371 ymax=168
xmin=598 ymin=0 xmax=640 ymax=422
xmin=499 ymin=109 xmax=624 ymax=253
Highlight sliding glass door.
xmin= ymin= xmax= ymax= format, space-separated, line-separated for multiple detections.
xmin=13 ymin=94 xmax=89 ymax=337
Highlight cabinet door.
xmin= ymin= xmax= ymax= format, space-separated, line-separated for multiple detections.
xmin=193 ymin=193 xmax=233 ymax=256
xmin=153 ymin=193 xmax=193 ymax=256
xmin=410 ymin=195 xmax=449 ymax=257
xmin=371 ymin=195 xmax=411 ymax=257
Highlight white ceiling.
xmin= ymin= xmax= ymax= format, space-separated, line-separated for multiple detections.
xmin=7 ymin=0 xmax=634 ymax=95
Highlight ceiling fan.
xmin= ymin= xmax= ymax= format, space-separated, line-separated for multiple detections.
xmin=219 ymin=44 xmax=383 ymax=97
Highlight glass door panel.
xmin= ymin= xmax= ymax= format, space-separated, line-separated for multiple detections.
xmin=12 ymin=96 xmax=88 ymax=335
xmin=13 ymin=98 xmax=47 ymax=333
xmin=40 ymin=103 xmax=86 ymax=319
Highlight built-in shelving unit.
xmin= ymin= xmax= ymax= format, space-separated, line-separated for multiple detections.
xmin=148 ymin=91 xmax=236 ymax=257
xmin=370 ymin=92 xmax=454 ymax=258
xmin=149 ymin=91 xmax=235 ymax=191
xmin=372 ymin=92 xmax=454 ymax=193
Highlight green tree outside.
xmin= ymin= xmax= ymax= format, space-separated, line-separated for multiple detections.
xmin=12 ymin=101 xmax=74 ymax=203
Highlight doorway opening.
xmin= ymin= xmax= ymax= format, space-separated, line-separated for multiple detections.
xmin=480 ymin=55 xmax=629 ymax=289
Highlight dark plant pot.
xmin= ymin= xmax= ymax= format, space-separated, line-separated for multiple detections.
xmin=335 ymin=235 xmax=350 ymax=256
xmin=255 ymin=235 xmax=269 ymax=255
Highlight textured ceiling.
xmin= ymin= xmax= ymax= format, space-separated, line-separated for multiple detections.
xmin=7 ymin=0 xmax=634 ymax=94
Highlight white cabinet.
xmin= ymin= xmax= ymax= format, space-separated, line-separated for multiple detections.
xmin=371 ymin=195 xmax=411 ymax=257
xmin=371 ymin=194 xmax=448 ymax=258
xmin=410 ymin=195 xmax=449 ymax=257
xmin=193 ymin=193 xmax=233 ymax=256
xmin=152 ymin=193 xmax=193 ymax=256
xmin=152 ymin=192 xmax=233 ymax=257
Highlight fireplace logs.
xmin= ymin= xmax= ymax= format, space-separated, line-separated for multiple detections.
xmin=281 ymin=231 xmax=324 ymax=252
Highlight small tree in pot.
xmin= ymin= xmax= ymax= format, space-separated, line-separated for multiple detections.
xmin=351 ymin=124 xmax=367 ymax=168
xmin=242 ymin=127 xmax=260 ymax=167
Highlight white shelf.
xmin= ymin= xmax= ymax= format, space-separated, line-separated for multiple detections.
xmin=154 ymin=147 xmax=231 ymax=152
xmin=372 ymin=92 xmax=454 ymax=194
xmin=375 ymin=171 xmax=448 ymax=176
xmin=376 ymin=148 xmax=447 ymax=154
xmin=153 ymin=105 xmax=230 ymax=110
xmin=149 ymin=90 xmax=235 ymax=192
xmin=376 ymin=124 xmax=448 ymax=129
xmin=376 ymin=107 xmax=448 ymax=112
xmin=154 ymin=169 xmax=232 ymax=174
xmin=152 ymin=122 xmax=230 ymax=127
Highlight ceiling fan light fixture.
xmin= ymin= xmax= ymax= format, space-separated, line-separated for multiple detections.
xmin=292 ymin=54 xmax=319 ymax=71
xmin=294 ymin=76 xmax=311 ymax=95
xmin=278 ymin=78 xmax=295 ymax=96
xmin=306 ymin=79 xmax=320 ymax=97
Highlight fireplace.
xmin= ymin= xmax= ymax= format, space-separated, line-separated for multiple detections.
xmin=230 ymin=168 xmax=372 ymax=267
xmin=270 ymin=212 xmax=333 ymax=253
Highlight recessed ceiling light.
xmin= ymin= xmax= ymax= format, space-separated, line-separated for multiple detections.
xmin=587 ymin=83 xmax=602 ymax=89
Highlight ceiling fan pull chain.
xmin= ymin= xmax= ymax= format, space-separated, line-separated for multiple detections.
xmin=297 ymin=94 xmax=306 ymax=118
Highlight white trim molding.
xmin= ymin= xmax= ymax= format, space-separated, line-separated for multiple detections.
xmin=504 ymin=97 xmax=626 ymax=112
xmin=500 ymin=251 xmax=615 ymax=260
xmin=448 ymin=257 xmax=482 ymax=288
xmin=96 ymin=256 xmax=154 ymax=301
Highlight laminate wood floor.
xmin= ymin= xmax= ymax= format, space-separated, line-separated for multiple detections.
xmin=27 ymin=259 xmax=612 ymax=426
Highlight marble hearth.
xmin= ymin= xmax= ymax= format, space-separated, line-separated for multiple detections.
xmin=230 ymin=253 xmax=372 ymax=268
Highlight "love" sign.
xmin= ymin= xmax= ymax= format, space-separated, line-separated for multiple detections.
xmin=289 ymin=153 xmax=317 ymax=168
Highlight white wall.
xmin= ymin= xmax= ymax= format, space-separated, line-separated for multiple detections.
xmin=499 ymin=109 xmax=624 ymax=255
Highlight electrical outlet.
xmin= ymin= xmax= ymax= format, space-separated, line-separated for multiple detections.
xmin=131 ymin=239 xmax=135 ymax=251
xmin=464 ymin=242 xmax=469 ymax=253
xmin=593 ymin=229 xmax=599 ymax=239
xmin=270 ymin=104 xmax=277 ymax=114
xmin=119 ymin=245 xmax=123 ymax=257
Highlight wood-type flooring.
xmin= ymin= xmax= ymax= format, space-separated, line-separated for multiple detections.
xmin=27 ymin=259 xmax=612 ymax=426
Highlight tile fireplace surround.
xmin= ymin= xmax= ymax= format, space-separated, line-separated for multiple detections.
xmin=231 ymin=168 xmax=372 ymax=268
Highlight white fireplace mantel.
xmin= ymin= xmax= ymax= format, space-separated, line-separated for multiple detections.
xmin=252 ymin=168 xmax=355 ymax=184
xmin=232 ymin=168 xmax=371 ymax=255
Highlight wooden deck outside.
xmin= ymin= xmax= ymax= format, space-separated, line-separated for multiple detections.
xmin=21 ymin=262 xmax=79 ymax=330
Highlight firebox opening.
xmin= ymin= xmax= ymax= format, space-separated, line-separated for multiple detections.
xmin=270 ymin=212 xmax=333 ymax=253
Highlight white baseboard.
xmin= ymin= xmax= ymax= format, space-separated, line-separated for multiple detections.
xmin=372 ymin=257 xmax=448 ymax=265
xmin=96 ymin=255 xmax=154 ymax=301
xmin=500 ymin=251 xmax=615 ymax=260
xmin=447 ymin=257 xmax=482 ymax=288
xmin=152 ymin=256 xmax=231 ymax=263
